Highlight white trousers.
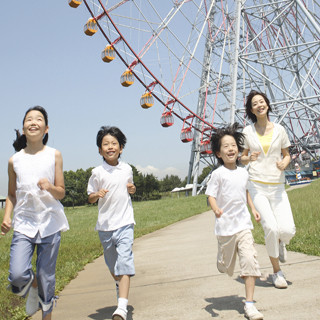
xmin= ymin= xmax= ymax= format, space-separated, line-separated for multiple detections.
xmin=248 ymin=181 xmax=296 ymax=258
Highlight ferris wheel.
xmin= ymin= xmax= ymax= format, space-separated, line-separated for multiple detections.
xmin=68 ymin=0 xmax=320 ymax=194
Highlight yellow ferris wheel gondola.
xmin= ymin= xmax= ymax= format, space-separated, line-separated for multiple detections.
xmin=84 ymin=18 xmax=98 ymax=36
xmin=140 ymin=92 xmax=154 ymax=109
xmin=101 ymin=45 xmax=116 ymax=63
xmin=68 ymin=0 xmax=82 ymax=8
xmin=120 ymin=70 xmax=134 ymax=87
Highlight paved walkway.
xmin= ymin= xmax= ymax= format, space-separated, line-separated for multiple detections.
xmin=32 ymin=210 xmax=320 ymax=320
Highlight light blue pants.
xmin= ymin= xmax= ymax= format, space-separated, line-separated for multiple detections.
xmin=9 ymin=231 xmax=61 ymax=316
xmin=99 ymin=224 xmax=135 ymax=276
xmin=248 ymin=181 xmax=296 ymax=258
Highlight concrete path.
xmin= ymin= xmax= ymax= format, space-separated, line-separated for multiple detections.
xmin=32 ymin=210 xmax=320 ymax=320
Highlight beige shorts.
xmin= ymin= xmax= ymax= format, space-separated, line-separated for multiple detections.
xmin=217 ymin=229 xmax=261 ymax=278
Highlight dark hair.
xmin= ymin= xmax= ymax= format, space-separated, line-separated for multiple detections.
xmin=210 ymin=122 xmax=244 ymax=165
xmin=13 ymin=106 xmax=49 ymax=152
xmin=245 ymin=90 xmax=272 ymax=123
xmin=96 ymin=126 xmax=127 ymax=159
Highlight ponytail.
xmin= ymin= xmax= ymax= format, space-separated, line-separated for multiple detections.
xmin=12 ymin=130 xmax=49 ymax=152
xmin=12 ymin=129 xmax=27 ymax=152
xmin=43 ymin=133 xmax=49 ymax=145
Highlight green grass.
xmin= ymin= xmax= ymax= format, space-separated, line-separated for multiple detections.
xmin=251 ymin=179 xmax=320 ymax=256
xmin=0 ymin=195 xmax=208 ymax=320
xmin=1 ymin=180 xmax=320 ymax=319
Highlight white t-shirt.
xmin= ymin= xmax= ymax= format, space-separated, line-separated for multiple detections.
xmin=12 ymin=146 xmax=69 ymax=238
xmin=87 ymin=160 xmax=135 ymax=231
xmin=205 ymin=166 xmax=253 ymax=236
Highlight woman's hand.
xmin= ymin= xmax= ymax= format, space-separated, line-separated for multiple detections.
xmin=277 ymin=148 xmax=291 ymax=171
xmin=276 ymin=160 xmax=287 ymax=171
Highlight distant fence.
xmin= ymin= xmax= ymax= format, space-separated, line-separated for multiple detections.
xmin=0 ymin=198 xmax=5 ymax=208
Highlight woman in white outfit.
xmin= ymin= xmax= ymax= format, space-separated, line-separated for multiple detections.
xmin=241 ymin=90 xmax=296 ymax=289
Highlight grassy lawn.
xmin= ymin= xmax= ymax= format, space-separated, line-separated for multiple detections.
xmin=1 ymin=180 xmax=319 ymax=319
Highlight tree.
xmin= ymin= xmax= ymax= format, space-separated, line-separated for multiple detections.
xmin=130 ymin=164 xmax=145 ymax=201
xmin=63 ymin=167 xmax=93 ymax=207
xmin=160 ymin=175 xmax=182 ymax=192
xmin=198 ymin=166 xmax=214 ymax=184
xmin=144 ymin=173 xmax=160 ymax=196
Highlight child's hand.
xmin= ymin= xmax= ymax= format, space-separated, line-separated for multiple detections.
xmin=127 ymin=183 xmax=136 ymax=195
xmin=97 ymin=189 xmax=109 ymax=198
xmin=1 ymin=218 xmax=11 ymax=235
xmin=214 ymin=208 xmax=223 ymax=218
xmin=249 ymin=151 xmax=261 ymax=161
xmin=37 ymin=178 xmax=52 ymax=191
xmin=252 ymin=209 xmax=261 ymax=222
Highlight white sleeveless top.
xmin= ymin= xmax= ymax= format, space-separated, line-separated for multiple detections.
xmin=12 ymin=146 xmax=69 ymax=238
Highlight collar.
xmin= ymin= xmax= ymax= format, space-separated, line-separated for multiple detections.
xmin=102 ymin=160 xmax=123 ymax=172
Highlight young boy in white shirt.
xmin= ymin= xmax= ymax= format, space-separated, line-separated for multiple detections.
xmin=205 ymin=123 xmax=264 ymax=320
xmin=87 ymin=126 xmax=136 ymax=320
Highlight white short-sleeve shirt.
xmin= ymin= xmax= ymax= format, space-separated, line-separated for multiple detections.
xmin=87 ymin=161 xmax=135 ymax=231
xmin=205 ymin=166 xmax=253 ymax=236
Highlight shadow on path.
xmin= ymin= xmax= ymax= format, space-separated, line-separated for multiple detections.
xmin=88 ymin=305 xmax=134 ymax=320
xmin=204 ymin=295 xmax=244 ymax=317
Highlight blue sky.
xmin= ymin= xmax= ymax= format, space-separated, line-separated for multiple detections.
xmin=0 ymin=1 xmax=195 ymax=196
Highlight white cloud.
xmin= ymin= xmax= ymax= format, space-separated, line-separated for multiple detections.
xmin=136 ymin=165 xmax=186 ymax=179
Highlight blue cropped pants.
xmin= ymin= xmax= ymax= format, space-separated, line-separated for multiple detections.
xmin=9 ymin=231 xmax=61 ymax=316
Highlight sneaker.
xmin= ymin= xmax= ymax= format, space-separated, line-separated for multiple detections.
xmin=244 ymin=303 xmax=264 ymax=320
xmin=112 ymin=307 xmax=127 ymax=320
xmin=39 ymin=295 xmax=57 ymax=313
xmin=272 ymin=270 xmax=288 ymax=289
xmin=8 ymin=270 xmax=34 ymax=297
xmin=279 ymin=241 xmax=287 ymax=263
xmin=26 ymin=286 xmax=39 ymax=316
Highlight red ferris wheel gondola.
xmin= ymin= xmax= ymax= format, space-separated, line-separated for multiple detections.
xmin=180 ymin=115 xmax=194 ymax=143
xmin=200 ymin=140 xmax=212 ymax=155
xmin=160 ymin=111 xmax=174 ymax=127
xmin=200 ymin=127 xmax=213 ymax=155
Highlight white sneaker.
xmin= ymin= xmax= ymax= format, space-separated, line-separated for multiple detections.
xmin=279 ymin=241 xmax=287 ymax=263
xmin=272 ymin=270 xmax=288 ymax=289
xmin=112 ymin=307 xmax=127 ymax=320
xmin=26 ymin=286 xmax=39 ymax=316
xmin=244 ymin=303 xmax=264 ymax=320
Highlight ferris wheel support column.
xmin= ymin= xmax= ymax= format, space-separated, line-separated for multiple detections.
xmin=187 ymin=0 xmax=216 ymax=196
xmin=230 ymin=0 xmax=242 ymax=124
